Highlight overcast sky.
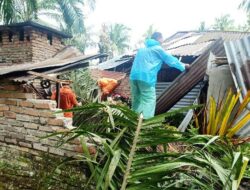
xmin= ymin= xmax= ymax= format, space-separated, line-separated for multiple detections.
xmin=85 ymin=0 xmax=247 ymax=45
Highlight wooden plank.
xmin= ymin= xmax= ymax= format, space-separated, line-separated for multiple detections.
xmin=27 ymin=71 xmax=71 ymax=84
xmin=56 ymin=82 xmax=60 ymax=108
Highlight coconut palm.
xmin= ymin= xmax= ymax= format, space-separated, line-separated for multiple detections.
xmin=56 ymin=100 xmax=249 ymax=189
xmin=239 ymin=0 xmax=250 ymax=12
xmin=198 ymin=21 xmax=207 ymax=32
xmin=109 ymin=23 xmax=131 ymax=55
xmin=0 ymin=0 xmax=38 ymax=24
xmin=212 ymin=14 xmax=235 ymax=31
xmin=0 ymin=0 xmax=96 ymax=33
xmin=143 ymin=24 xmax=157 ymax=39
xmin=38 ymin=0 xmax=85 ymax=33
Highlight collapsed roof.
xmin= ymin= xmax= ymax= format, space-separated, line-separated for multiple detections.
xmin=94 ymin=31 xmax=250 ymax=113
xmin=0 ymin=46 xmax=104 ymax=83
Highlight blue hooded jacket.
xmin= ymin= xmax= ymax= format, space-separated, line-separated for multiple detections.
xmin=130 ymin=39 xmax=185 ymax=86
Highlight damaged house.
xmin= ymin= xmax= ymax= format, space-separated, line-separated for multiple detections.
xmin=93 ymin=30 xmax=250 ymax=135
xmin=0 ymin=21 xmax=103 ymax=157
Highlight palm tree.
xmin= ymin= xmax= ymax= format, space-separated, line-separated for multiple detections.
xmin=108 ymin=23 xmax=131 ymax=55
xmin=212 ymin=14 xmax=235 ymax=31
xmin=38 ymin=0 xmax=85 ymax=33
xmin=0 ymin=0 xmax=38 ymax=24
xmin=239 ymin=0 xmax=250 ymax=12
xmin=143 ymin=24 xmax=157 ymax=39
xmin=0 ymin=0 xmax=96 ymax=33
xmin=57 ymin=101 xmax=249 ymax=189
xmin=198 ymin=21 xmax=207 ymax=32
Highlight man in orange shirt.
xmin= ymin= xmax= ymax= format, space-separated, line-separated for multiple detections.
xmin=51 ymin=83 xmax=79 ymax=118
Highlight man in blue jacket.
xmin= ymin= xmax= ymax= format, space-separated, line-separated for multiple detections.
xmin=130 ymin=32 xmax=190 ymax=119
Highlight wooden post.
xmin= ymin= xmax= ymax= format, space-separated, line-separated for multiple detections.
xmin=56 ymin=82 xmax=60 ymax=108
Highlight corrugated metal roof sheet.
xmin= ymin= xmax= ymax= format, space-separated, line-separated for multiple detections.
xmin=163 ymin=31 xmax=250 ymax=57
xmin=224 ymin=36 xmax=250 ymax=100
xmin=93 ymin=31 xmax=250 ymax=70
xmin=224 ymin=36 xmax=250 ymax=137
xmin=156 ymin=82 xmax=203 ymax=112
xmin=195 ymin=31 xmax=250 ymax=43
xmin=164 ymin=33 xmax=202 ymax=49
xmin=167 ymin=41 xmax=214 ymax=56
xmin=0 ymin=46 xmax=102 ymax=76
xmin=91 ymin=55 xmax=134 ymax=70
xmin=90 ymin=69 xmax=126 ymax=81
xmin=156 ymin=39 xmax=226 ymax=114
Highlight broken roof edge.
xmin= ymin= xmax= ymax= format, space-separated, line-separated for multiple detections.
xmin=0 ymin=21 xmax=72 ymax=38
xmin=165 ymin=30 xmax=250 ymax=40
xmin=156 ymin=39 xmax=225 ymax=114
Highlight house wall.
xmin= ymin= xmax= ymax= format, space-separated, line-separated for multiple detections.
xmin=0 ymin=28 xmax=65 ymax=65
xmin=0 ymin=79 xmax=95 ymax=157
xmin=0 ymin=30 xmax=33 ymax=65
xmin=31 ymin=30 xmax=65 ymax=62
xmin=114 ymin=76 xmax=130 ymax=98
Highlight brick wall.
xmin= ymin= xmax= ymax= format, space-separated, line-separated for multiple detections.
xmin=114 ymin=76 xmax=131 ymax=98
xmin=0 ymin=30 xmax=32 ymax=65
xmin=31 ymin=30 xmax=65 ymax=62
xmin=0 ymin=28 xmax=65 ymax=65
xmin=0 ymin=80 xmax=94 ymax=157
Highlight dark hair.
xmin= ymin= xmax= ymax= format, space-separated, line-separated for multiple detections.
xmin=151 ymin=32 xmax=163 ymax=40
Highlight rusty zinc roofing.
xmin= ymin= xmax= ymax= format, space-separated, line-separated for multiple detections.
xmin=90 ymin=69 xmax=126 ymax=81
xmin=163 ymin=31 xmax=250 ymax=57
xmin=156 ymin=39 xmax=226 ymax=114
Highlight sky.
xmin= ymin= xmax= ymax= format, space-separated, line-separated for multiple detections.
xmin=85 ymin=0 xmax=247 ymax=46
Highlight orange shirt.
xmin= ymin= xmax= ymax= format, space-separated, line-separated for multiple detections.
xmin=51 ymin=86 xmax=78 ymax=118
xmin=98 ymin=78 xmax=118 ymax=95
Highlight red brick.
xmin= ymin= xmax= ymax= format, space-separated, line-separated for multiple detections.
xmin=24 ymin=123 xmax=38 ymax=129
xmin=48 ymin=118 xmax=64 ymax=126
xmin=19 ymin=101 xmax=34 ymax=108
xmin=0 ymin=92 xmax=35 ymax=99
xmin=10 ymin=106 xmax=23 ymax=113
xmin=52 ymin=127 xmax=70 ymax=133
xmin=4 ymin=111 xmax=16 ymax=119
xmin=39 ymin=126 xmax=53 ymax=132
xmin=38 ymin=110 xmax=56 ymax=118
xmin=0 ymin=85 xmax=21 ymax=91
xmin=19 ymin=141 xmax=32 ymax=148
xmin=0 ymin=105 xmax=9 ymax=111
xmin=5 ymin=138 xmax=17 ymax=144
xmin=4 ymin=99 xmax=17 ymax=105
xmin=49 ymin=147 xmax=64 ymax=156
xmin=23 ymin=108 xmax=39 ymax=117
xmin=33 ymin=103 xmax=49 ymax=109
xmin=33 ymin=143 xmax=48 ymax=152
xmin=0 ymin=99 xmax=17 ymax=105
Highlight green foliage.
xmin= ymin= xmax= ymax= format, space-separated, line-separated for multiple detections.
xmin=198 ymin=21 xmax=207 ymax=32
xmin=196 ymin=89 xmax=250 ymax=138
xmin=143 ymin=24 xmax=157 ymax=39
xmin=239 ymin=0 xmax=250 ymax=13
xmin=98 ymin=23 xmax=131 ymax=58
xmin=38 ymin=0 xmax=86 ymax=34
xmin=212 ymin=14 xmax=235 ymax=31
xmin=0 ymin=0 xmax=97 ymax=53
xmin=64 ymin=27 xmax=96 ymax=53
xmin=60 ymin=69 xmax=98 ymax=103
xmin=0 ymin=0 xmax=38 ymax=24
xmin=58 ymin=102 xmax=249 ymax=189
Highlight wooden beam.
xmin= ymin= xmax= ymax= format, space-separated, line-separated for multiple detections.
xmin=27 ymin=71 xmax=71 ymax=84
xmin=56 ymin=82 xmax=60 ymax=108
